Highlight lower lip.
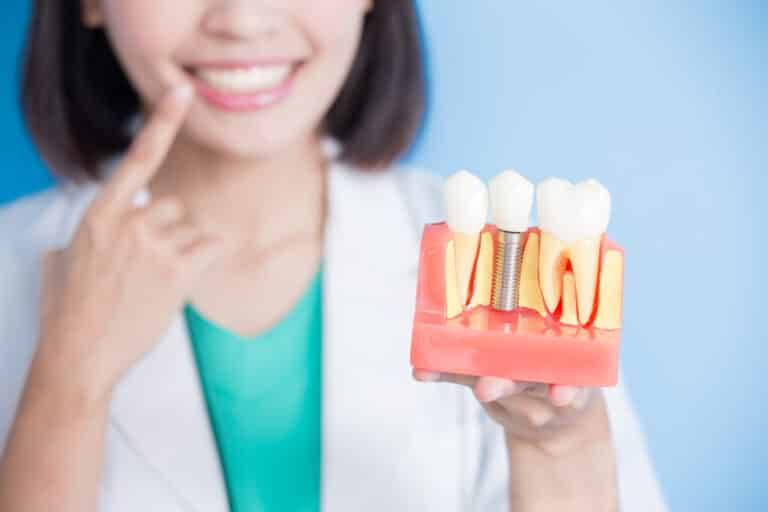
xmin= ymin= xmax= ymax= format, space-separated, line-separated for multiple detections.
xmin=189 ymin=65 xmax=298 ymax=112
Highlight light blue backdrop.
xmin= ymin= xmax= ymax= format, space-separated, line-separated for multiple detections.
xmin=2 ymin=2 xmax=765 ymax=510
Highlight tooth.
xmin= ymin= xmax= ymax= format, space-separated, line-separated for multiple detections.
xmin=488 ymin=170 xmax=534 ymax=311
xmin=537 ymin=178 xmax=611 ymax=324
xmin=489 ymin=170 xmax=534 ymax=233
xmin=197 ymin=65 xmax=291 ymax=92
xmin=559 ymin=271 xmax=579 ymax=326
xmin=569 ymin=237 xmax=602 ymax=324
xmin=443 ymin=170 xmax=488 ymax=306
xmin=518 ymin=231 xmax=548 ymax=317
xmin=538 ymin=230 xmax=568 ymax=314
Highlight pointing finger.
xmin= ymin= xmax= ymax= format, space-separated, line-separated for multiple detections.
xmin=95 ymin=85 xmax=193 ymax=215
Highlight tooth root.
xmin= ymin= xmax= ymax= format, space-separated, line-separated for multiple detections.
xmin=569 ymin=237 xmax=602 ymax=325
xmin=538 ymin=231 xmax=567 ymax=314
xmin=518 ymin=231 xmax=548 ymax=317
xmin=560 ymin=271 xmax=579 ymax=326
xmin=444 ymin=241 xmax=463 ymax=319
xmin=469 ymin=232 xmax=494 ymax=308
xmin=453 ymin=232 xmax=480 ymax=306
xmin=593 ymin=250 xmax=624 ymax=329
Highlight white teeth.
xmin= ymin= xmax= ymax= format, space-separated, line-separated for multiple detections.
xmin=443 ymin=170 xmax=488 ymax=235
xmin=443 ymin=170 xmax=488 ymax=307
xmin=536 ymin=177 xmax=612 ymax=324
xmin=489 ymin=169 xmax=534 ymax=233
xmin=196 ymin=65 xmax=293 ymax=92
xmin=537 ymin=178 xmax=611 ymax=243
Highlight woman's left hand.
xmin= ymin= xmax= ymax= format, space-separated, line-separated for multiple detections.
xmin=412 ymin=369 xmax=597 ymax=447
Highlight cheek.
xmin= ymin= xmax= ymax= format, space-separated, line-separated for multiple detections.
xmin=300 ymin=0 xmax=368 ymax=52
xmin=295 ymin=1 xmax=367 ymax=103
xmin=102 ymin=0 xmax=194 ymax=102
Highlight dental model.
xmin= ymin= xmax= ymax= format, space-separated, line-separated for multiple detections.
xmin=411 ymin=169 xmax=624 ymax=386
xmin=489 ymin=170 xmax=534 ymax=311
xmin=537 ymin=178 xmax=611 ymax=325
xmin=443 ymin=170 xmax=489 ymax=309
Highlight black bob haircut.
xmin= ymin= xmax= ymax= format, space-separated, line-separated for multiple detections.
xmin=21 ymin=1 xmax=426 ymax=183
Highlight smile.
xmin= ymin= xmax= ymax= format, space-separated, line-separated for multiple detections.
xmin=185 ymin=61 xmax=301 ymax=112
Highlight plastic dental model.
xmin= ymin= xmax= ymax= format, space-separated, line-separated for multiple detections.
xmin=489 ymin=170 xmax=534 ymax=311
xmin=443 ymin=170 xmax=489 ymax=315
xmin=410 ymin=171 xmax=624 ymax=386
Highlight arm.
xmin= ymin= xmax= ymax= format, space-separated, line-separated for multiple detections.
xmin=504 ymin=392 xmax=618 ymax=512
xmin=0 ymin=345 xmax=111 ymax=512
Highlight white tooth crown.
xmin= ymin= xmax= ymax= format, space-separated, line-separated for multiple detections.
xmin=536 ymin=177 xmax=612 ymax=324
xmin=443 ymin=170 xmax=488 ymax=234
xmin=489 ymin=169 xmax=534 ymax=233
xmin=197 ymin=65 xmax=292 ymax=92
xmin=537 ymin=178 xmax=611 ymax=243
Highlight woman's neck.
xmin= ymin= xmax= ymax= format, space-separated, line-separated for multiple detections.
xmin=148 ymin=133 xmax=328 ymax=253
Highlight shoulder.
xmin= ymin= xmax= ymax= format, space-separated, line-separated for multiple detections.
xmin=0 ymin=180 xmax=100 ymax=331
xmin=0 ymin=179 xmax=100 ymax=312
xmin=328 ymin=160 xmax=445 ymax=235
xmin=392 ymin=165 xmax=444 ymax=225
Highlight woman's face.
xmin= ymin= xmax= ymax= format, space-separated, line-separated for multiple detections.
xmin=82 ymin=0 xmax=372 ymax=159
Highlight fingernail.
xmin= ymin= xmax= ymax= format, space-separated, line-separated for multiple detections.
xmin=530 ymin=409 xmax=554 ymax=427
xmin=414 ymin=370 xmax=441 ymax=382
xmin=480 ymin=379 xmax=517 ymax=402
xmin=551 ymin=386 xmax=579 ymax=407
xmin=174 ymin=84 xmax=193 ymax=100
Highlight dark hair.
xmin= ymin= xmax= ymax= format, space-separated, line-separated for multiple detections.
xmin=20 ymin=1 xmax=426 ymax=183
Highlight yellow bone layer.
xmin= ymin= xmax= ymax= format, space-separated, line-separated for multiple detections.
xmin=469 ymin=232 xmax=494 ymax=308
xmin=593 ymin=250 xmax=624 ymax=329
xmin=444 ymin=240 xmax=463 ymax=319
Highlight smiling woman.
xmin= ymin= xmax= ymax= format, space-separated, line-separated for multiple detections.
xmin=21 ymin=0 xmax=424 ymax=181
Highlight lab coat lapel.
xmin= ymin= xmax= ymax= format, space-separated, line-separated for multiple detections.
xmin=48 ymin=183 xmax=230 ymax=510
xmin=109 ymin=314 xmax=230 ymax=511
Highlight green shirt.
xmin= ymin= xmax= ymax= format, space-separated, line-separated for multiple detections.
xmin=183 ymin=269 xmax=323 ymax=512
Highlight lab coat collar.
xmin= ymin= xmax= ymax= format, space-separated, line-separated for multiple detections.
xmin=100 ymin=151 xmax=449 ymax=510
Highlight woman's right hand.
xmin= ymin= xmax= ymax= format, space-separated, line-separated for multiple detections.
xmin=35 ymin=85 xmax=225 ymax=402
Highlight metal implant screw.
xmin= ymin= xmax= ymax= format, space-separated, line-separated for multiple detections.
xmin=492 ymin=230 xmax=525 ymax=311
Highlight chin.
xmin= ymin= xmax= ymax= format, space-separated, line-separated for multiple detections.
xmin=183 ymin=119 xmax=315 ymax=162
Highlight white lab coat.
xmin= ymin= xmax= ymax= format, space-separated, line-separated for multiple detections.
xmin=0 ymin=152 xmax=668 ymax=511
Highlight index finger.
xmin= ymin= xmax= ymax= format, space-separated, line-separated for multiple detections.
xmin=95 ymin=85 xmax=193 ymax=214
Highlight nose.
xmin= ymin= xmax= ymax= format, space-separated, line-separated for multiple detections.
xmin=202 ymin=0 xmax=281 ymax=41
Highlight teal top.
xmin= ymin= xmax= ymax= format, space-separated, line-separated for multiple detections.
xmin=183 ymin=269 xmax=323 ymax=512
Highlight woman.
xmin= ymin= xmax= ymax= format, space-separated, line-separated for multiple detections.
xmin=0 ymin=0 xmax=667 ymax=510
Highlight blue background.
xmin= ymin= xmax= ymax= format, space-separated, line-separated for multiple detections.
xmin=2 ymin=2 xmax=765 ymax=510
